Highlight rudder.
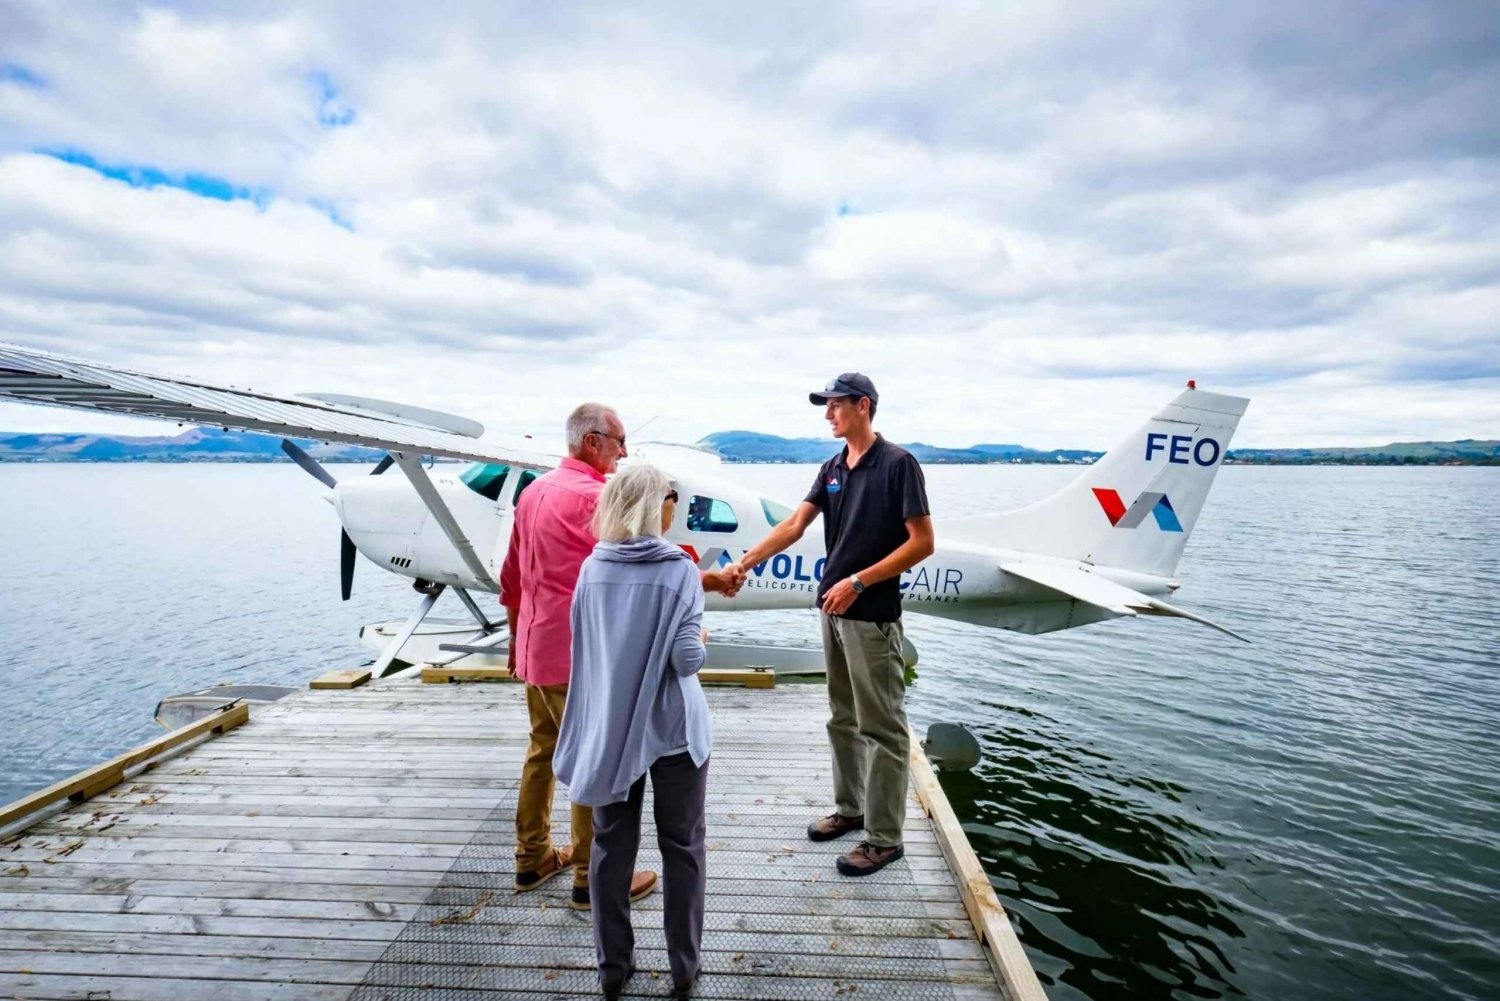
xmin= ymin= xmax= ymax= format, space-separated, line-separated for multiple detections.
xmin=944 ymin=387 xmax=1249 ymax=578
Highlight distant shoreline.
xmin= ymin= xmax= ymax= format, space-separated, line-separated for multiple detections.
xmin=3 ymin=427 xmax=1496 ymax=466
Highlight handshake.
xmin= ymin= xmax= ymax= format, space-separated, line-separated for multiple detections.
xmin=703 ymin=561 xmax=749 ymax=598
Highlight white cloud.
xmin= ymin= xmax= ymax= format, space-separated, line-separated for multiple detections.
xmin=0 ymin=0 xmax=1496 ymax=451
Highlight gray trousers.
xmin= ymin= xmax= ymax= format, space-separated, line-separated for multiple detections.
xmin=590 ymin=751 xmax=708 ymax=986
xmin=821 ymin=613 xmax=910 ymax=847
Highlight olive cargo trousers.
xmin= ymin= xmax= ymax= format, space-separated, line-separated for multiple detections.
xmin=820 ymin=613 xmax=910 ymax=848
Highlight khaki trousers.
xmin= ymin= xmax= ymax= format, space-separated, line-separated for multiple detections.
xmin=516 ymin=682 xmax=592 ymax=886
xmin=820 ymin=613 xmax=910 ymax=848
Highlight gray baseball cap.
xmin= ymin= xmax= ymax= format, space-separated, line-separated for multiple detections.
xmin=809 ymin=372 xmax=879 ymax=406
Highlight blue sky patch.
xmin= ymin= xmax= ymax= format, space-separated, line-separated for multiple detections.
xmin=40 ymin=148 xmax=272 ymax=206
xmin=1 ymin=63 xmax=46 ymax=89
xmin=311 ymin=71 xmax=356 ymax=128
xmin=310 ymin=199 xmax=354 ymax=231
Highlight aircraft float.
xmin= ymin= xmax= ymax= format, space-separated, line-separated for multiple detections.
xmin=0 ymin=341 xmax=1249 ymax=679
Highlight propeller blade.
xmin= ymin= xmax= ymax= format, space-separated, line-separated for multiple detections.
xmin=340 ymin=530 xmax=357 ymax=601
xmin=280 ymin=439 xmax=337 ymax=488
xmin=371 ymin=453 xmax=394 ymax=476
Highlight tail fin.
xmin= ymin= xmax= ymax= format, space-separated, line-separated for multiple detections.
xmin=945 ymin=387 xmax=1249 ymax=578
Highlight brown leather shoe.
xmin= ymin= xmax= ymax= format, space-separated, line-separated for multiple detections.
xmin=514 ymin=846 xmax=574 ymax=892
xmin=570 ymin=870 xmax=659 ymax=911
xmin=806 ymin=812 xmax=864 ymax=842
xmin=836 ymin=841 xmax=905 ymax=876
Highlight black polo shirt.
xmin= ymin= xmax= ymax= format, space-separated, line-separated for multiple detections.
xmin=804 ymin=434 xmax=930 ymax=623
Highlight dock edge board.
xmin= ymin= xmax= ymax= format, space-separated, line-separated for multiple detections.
xmin=0 ymin=700 xmax=250 ymax=834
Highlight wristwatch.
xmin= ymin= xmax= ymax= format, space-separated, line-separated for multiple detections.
xmin=849 ymin=575 xmax=865 ymax=594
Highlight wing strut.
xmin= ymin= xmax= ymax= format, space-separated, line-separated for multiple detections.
xmin=452 ymin=587 xmax=499 ymax=631
xmin=371 ymin=586 xmax=445 ymax=679
xmin=390 ymin=451 xmax=493 ymax=587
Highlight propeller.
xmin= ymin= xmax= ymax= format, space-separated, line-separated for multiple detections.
xmin=280 ymin=439 xmax=393 ymax=601
xmin=280 ymin=438 xmax=337 ymax=488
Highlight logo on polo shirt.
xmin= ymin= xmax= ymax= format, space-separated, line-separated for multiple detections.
xmin=827 ymin=475 xmax=841 ymax=494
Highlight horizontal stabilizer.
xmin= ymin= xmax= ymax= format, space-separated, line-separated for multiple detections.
xmin=1001 ymin=561 xmax=1248 ymax=642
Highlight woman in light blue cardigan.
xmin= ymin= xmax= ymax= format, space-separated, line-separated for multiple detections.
xmin=555 ymin=463 xmax=711 ymax=1001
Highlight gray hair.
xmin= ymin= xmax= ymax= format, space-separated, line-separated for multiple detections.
xmin=593 ymin=463 xmax=673 ymax=543
xmin=566 ymin=402 xmax=617 ymax=452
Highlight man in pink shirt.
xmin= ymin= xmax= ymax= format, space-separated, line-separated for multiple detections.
xmin=500 ymin=402 xmax=657 ymax=908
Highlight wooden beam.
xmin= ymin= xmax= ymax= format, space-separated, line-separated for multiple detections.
xmin=422 ymin=665 xmax=774 ymax=688
xmin=700 ymin=668 xmax=775 ymax=688
xmin=0 ymin=702 xmax=250 ymax=831
xmin=908 ymin=728 xmax=1049 ymax=1001
xmin=309 ymin=669 xmax=372 ymax=690
xmin=420 ymin=665 xmax=516 ymax=684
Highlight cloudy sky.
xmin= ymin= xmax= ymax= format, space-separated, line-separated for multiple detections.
xmin=0 ymin=1 xmax=1496 ymax=449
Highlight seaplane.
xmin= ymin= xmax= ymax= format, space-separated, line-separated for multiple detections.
xmin=0 ymin=340 xmax=1249 ymax=686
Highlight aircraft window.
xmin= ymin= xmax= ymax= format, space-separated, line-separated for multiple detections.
xmin=761 ymin=498 xmax=792 ymax=527
xmin=686 ymin=496 xmax=738 ymax=533
xmin=460 ymin=463 xmax=510 ymax=501
xmin=512 ymin=468 xmax=541 ymax=504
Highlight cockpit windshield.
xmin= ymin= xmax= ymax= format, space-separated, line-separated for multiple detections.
xmin=761 ymin=498 xmax=792 ymax=526
xmin=460 ymin=462 xmax=510 ymax=501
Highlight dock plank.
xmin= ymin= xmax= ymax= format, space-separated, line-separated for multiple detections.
xmin=0 ymin=681 xmax=1031 ymax=999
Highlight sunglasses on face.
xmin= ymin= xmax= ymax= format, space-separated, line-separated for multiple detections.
xmin=664 ymin=490 xmax=679 ymax=504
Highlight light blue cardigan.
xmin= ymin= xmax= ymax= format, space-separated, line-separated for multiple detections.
xmin=554 ymin=536 xmax=711 ymax=807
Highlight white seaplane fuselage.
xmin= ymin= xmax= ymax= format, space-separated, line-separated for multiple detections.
xmin=0 ymin=336 xmax=1248 ymax=644
xmin=334 ymin=461 xmax=1154 ymax=633
xmin=329 ymin=385 xmax=1252 ymax=643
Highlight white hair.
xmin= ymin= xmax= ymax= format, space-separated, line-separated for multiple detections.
xmin=593 ymin=463 xmax=673 ymax=543
xmin=566 ymin=402 xmax=617 ymax=452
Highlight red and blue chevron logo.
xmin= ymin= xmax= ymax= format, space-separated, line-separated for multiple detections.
xmin=1092 ymin=488 xmax=1184 ymax=532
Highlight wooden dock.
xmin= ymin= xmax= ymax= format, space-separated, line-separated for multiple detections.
xmin=0 ymin=679 xmax=1044 ymax=1000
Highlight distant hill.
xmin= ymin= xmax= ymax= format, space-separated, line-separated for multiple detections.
xmin=0 ymin=428 xmax=387 ymax=463
xmin=698 ymin=432 xmax=1499 ymax=465
xmin=2 ymin=428 xmax=1494 ymax=466
xmin=1225 ymin=440 xmax=1500 ymax=465
xmin=699 ymin=431 xmax=1101 ymax=464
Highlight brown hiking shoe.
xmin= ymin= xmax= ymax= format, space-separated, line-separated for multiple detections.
xmin=836 ymin=841 xmax=905 ymax=877
xmin=514 ymin=846 xmax=573 ymax=892
xmin=570 ymin=870 xmax=658 ymax=911
xmin=806 ymin=812 xmax=864 ymax=842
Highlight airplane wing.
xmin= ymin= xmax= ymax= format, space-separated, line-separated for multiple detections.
xmin=0 ymin=341 xmax=558 ymax=469
xmin=1000 ymin=560 xmax=1248 ymax=642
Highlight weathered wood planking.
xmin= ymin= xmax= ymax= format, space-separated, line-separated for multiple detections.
xmin=0 ymin=680 xmax=1037 ymax=1000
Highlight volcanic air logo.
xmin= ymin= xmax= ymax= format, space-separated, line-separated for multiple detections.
xmin=1092 ymin=488 xmax=1184 ymax=532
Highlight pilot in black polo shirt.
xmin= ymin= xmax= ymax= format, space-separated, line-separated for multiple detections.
xmin=805 ymin=433 xmax=930 ymax=622
xmin=729 ymin=371 xmax=934 ymax=878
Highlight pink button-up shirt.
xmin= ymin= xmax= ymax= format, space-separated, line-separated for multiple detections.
xmin=499 ymin=458 xmax=606 ymax=688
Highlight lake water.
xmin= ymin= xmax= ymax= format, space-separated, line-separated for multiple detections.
xmin=1 ymin=463 xmax=1496 ymax=1000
